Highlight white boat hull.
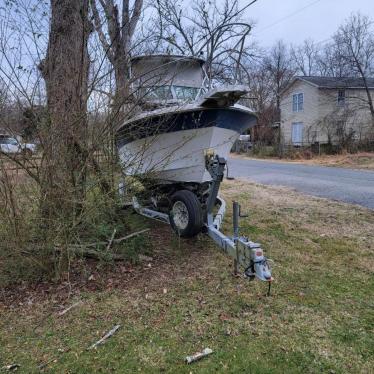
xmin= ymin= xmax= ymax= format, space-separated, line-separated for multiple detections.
xmin=116 ymin=105 xmax=257 ymax=184
xmin=118 ymin=126 xmax=238 ymax=183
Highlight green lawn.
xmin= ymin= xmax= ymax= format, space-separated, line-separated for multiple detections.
xmin=1 ymin=180 xmax=373 ymax=373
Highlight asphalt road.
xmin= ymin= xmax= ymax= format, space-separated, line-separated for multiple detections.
xmin=227 ymin=157 xmax=374 ymax=209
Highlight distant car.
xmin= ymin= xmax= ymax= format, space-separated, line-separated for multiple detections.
xmin=238 ymin=134 xmax=251 ymax=142
xmin=0 ymin=137 xmax=36 ymax=156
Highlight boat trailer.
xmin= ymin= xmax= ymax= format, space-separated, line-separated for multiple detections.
xmin=129 ymin=154 xmax=273 ymax=287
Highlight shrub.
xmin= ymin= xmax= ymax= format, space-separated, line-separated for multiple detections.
xmin=0 ymin=160 xmax=145 ymax=287
xmin=251 ymin=144 xmax=278 ymax=158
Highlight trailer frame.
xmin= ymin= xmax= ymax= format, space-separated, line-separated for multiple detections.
xmin=129 ymin=154 xmax=272 ymax=283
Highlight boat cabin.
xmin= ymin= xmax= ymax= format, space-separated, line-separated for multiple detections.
xmin=130 ymin=55 xmax=206 ymax=104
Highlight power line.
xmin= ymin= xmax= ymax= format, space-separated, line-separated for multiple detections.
xmin=314 ymin=37 xmax=333 ymax=47
xmin=240 ymin=0 xmax=261 ymax=14
xmin=253 ymin=0 xmax=323 ymax=35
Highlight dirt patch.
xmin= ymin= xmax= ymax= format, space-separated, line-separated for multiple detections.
xmin=0 ymin=224 xmax=212 ymax=309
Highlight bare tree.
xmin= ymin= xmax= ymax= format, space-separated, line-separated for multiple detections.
xmin=38 ymin=0 xmax=91 ymax=227
xmin=90 ymin=0 xmax=144 ymax=110
xmin=241 ymin=61 xmax=277 ymax=144
xmin=153 ymin=0 xmax=256 ymax=85
xmin=0 ymin=0 xmax=110 ymax=281
xmin=314 ymin=106 xmax=357 ymax=149
xmin=264 ymin=40 xmax=296 ymax=118
xmin=291 ymin=39 xmax=320 ymax=76
xmin=315 ymin=43 xmax=349 ymax=77
xmin=333 ymin=13 xmax=374 ymax=127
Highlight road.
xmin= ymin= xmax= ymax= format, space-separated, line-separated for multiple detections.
xmin=227 ymin=157 xmax=374 ymax=209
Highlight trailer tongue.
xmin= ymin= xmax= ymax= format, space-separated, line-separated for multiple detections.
xmin=129 ymin=154 xmax=273 ymax=289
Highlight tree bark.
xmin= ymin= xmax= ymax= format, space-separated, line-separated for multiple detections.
xmin=113 ymin=53 xmax=130 ymax=116
xmin=39 ymin=0 xmax=91 ymax=229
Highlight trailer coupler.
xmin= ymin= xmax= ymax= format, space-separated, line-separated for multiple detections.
xmin=206 ymin=224 xmax=273 ymax=283
xmin=244 ymin=249 xmax=273 ymax=282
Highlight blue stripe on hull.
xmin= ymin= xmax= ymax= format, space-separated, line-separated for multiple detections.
xmin=116 ymin=107 xmax=257 ymax=148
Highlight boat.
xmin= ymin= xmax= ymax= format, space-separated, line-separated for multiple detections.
xmin=115 ymin=55 xmax=257 ymax=185
xmin=114 ymin=53 xmax=272 ymax=284
xmin=113 ymin=54 xmax=273 ymax=285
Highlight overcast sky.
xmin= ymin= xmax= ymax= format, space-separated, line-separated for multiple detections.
xmin=245 ymin=0 xmax=374 ymax=47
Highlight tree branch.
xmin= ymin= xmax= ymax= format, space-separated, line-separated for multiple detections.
xmin=90 ymin=0 xmax=115 ymax=63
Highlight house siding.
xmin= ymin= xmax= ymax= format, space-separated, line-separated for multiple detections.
xmin=280 ymin=80 xmax=320 ymax=145
xmin=280 ymin=79 xmax=374 ymax=145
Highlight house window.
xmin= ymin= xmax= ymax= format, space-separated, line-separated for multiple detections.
xmin=292 ymin=122 xmax=304 ymax=145
xmin=337 ymin=89 xmax=345 ymax=106
xmin=292 ymin=93 xmax=304 ymax=112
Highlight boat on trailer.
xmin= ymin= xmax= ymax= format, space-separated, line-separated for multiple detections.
xmin=116 ymin=54 xmax=272 ymax=284
xmin=117 ymin=100 xmax=256 ymax=183
xmin=116 ymin=55 xmax=257 ymax=184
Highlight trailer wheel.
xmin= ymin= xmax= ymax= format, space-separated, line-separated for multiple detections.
xmin=169 ymin=190 xmax=203 ymax=238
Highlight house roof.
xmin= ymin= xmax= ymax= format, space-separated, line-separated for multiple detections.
xmin=131 ymin=54 xmax=205 ymax=65
xmin=296 ymin=76 xmax=374 ymax=89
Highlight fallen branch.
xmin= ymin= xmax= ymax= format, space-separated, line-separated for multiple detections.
xmin=106 ymin=228 xmax=117 ymax=251
xmin=69 ymin=248 xmax=126 ymax=261
xmin=68 ymin=228 xmax=150 ymax=261
xmin=88 ymin=324 xmax=121 ymax=350
xmin=186 ymin=348 xmax=213 ymax=364
xmin=1 ymin=364 xmax=20 ymax=371
xmin=58 ymin=300 xmax=83 ymax=316
xmin=112 ymin=228 xmax=149 ymax=243
xmin=72 ymin=228 xmax=149 ymax=248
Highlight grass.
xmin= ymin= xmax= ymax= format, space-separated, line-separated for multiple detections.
xmin=287 ymin=151 xmax=374 ymax=170
xmin=0 ymin=180 xmax=373 ymax=373
xmin=238 ymin=151 xmax=374 ymax=170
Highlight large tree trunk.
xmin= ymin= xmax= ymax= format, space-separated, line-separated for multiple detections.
xmin=39 ymin=0 xmax=91 ymax=233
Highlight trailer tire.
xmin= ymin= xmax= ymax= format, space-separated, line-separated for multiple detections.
xmin=169 ymin=190 xmax=203 ymax=238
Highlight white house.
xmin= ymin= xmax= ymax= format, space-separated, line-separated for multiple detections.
xmin=280 ymin=76 xmax=374 ymax=146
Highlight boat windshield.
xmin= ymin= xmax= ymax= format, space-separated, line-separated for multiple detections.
xmin=138 ymin=85 xmax=201 ymax=102
xmin=143 ymin=86 xmax=173 ymax=100
xmin=173 ymin=86 xmax=200 ymax=101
